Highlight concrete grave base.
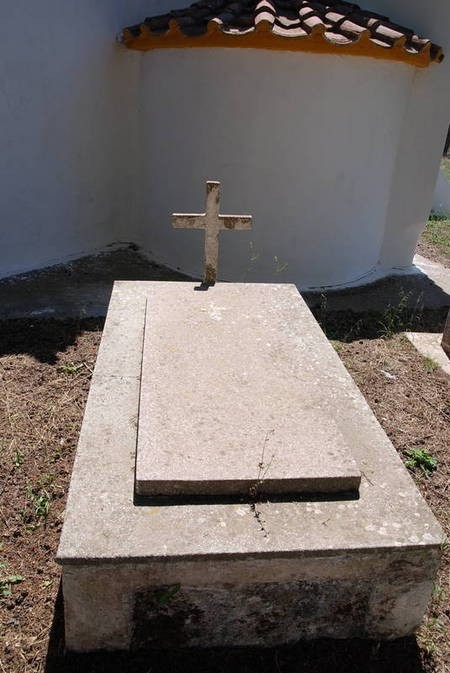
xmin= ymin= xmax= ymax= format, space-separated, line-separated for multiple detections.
xmin=57 ymin=282 xmax=443 ymax=651
xmin=62 ymin=551 xmax=440 ymax=651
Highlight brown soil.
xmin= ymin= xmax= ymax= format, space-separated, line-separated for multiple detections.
xmin=417 ymin=237 xmax=449 ymax=267
xmin=0 ymin=311 xmax=449 ymax=673
xmin=0 ymin=319 xmax=103 ymax=672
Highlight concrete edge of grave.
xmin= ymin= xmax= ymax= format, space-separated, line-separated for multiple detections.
xmin=405 ymin=331 xmax=450 ymax=376
xmin=57 ymin=543 xmax=443 ymax=566
xmin=56 ymin=281 xmax=445 ymax=566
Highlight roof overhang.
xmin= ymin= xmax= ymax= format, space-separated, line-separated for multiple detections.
xmin=120 ymin=1 xmax=444 ymax=68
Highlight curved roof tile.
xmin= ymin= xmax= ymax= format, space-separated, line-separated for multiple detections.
xmin=121 ymin=0 xmax=443 ymax=67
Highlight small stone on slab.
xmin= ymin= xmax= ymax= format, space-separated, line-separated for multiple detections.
xmin=135 ymin=283 xmax=361 ymax=497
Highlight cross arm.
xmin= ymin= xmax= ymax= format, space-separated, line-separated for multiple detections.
xmin=172 ymin=214 xmax=206 ymax=229
xmin=220 ymin=215 xmax=252 ymax=230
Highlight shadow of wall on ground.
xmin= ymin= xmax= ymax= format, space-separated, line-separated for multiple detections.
xmin=312 ymin=306 xmax=448 ymax=343
xmin=0 ymin=318 xmax=105 ymax=364
xmin=0 ymin=299 xmax=446 ymax=365
xmin=0 ymin=247 xmax=448 ymax=322
xmin=0 ymin=243 xmax=448 ymax=357
xmin=305 ymin=273 xmax=450 ymax=317
xmin=0 ymin=248 xmax=191 ymax=320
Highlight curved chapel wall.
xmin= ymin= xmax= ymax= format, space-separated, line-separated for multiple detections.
xmin=0 ymin=0 xmax=149 ymax=279
xmin=138 ymin=48 xmax=414 ymax=288
xmin=0 ymin=0 xmax=447 ymax=287
xmin=366 ymin=0 xmax=450 ymax=271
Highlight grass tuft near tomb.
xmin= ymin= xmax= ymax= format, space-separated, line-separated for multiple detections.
xmin=405 ymin=447 xmax=439 ymax=477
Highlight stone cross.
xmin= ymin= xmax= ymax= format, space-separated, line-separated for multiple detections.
xmin=172 ymin=181 xmax=252 ymax=285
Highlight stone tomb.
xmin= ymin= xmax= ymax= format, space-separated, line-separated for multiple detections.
xmin=136 ymin=283 xmax=360 ymax=498
xmin=57 ymin=281 xmax=443 ymax=651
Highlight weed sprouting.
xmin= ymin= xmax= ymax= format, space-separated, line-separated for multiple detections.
xmin=22 ymin=486 xmax=51 ymax=528
xmin=378 ymin=291 xmax=410 ymax=339
xmin=419 ymin=616 xmax=446 ymax=656
xmin=61 ymin=362 xmax=84 ymax=375
xmin=0 ymin=562 xmax=22 ymax=598
xmin=423 ymin=357 xmax=438 ymax=373
xmin=405 ymin=447 xmax=438 ymax=476
xmin=13 ymin=449 xmax=24 ymax=468
xmin=432 ymin=583 xmax=446 ymax=601
xmin=31 ymin=491 xmax=51 ymax=518
xmin=273 ymin=256 xmax=288 ymax=275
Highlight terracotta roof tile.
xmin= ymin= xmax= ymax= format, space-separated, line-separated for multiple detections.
xmin=121 ymin=0 xmax=443 ymax=67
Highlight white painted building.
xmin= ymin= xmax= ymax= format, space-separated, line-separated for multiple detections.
xmin=0 ymin=1 xmax=449 ymax=288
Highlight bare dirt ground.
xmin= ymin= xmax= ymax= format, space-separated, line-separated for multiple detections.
xmin=0 ymin=248 xmax=449 ymax=672
xmin=417 ymin=237 xmax=447 ymax=267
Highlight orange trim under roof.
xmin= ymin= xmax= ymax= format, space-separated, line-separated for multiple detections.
xmin=120 ymin=0 xmax=443 ymax=67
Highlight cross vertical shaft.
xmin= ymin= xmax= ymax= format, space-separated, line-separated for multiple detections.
xmin=172 ymin=181 xmax=253 ymax=285
xmin=204 ymin=182 xmax=221 ymax=284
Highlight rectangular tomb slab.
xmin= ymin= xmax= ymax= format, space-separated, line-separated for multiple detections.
xmin=57 ymin=282 xmax=444 ymax=652
xmin=136 ymin=283 xmax=361 ymax=497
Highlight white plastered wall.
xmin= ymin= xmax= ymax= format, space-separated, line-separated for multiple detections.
xmin=137 ymin=49 xmax=415 ymax=287
xmin=133 ymin=0 xmax=450 ymax=287
xmin=366 ymin=0 xmax=450 ymax=271
xmin=433 ymin=172 xmax=450 ymax=215
xmin=0 ymin=0 xmax=150 ymax=278
xmin=0 ymin=1 xmax=449 ymax=288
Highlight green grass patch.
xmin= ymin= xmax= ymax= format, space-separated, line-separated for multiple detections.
xmin=423 ymin=216 xmax=450 ymax=262
xmin=0 ymin=562 xmax=23 ymax=598
xmin=405 ymin=447 xmax=438 ymax=476
xmin=441 ymin=156 xmax=450 ymax=180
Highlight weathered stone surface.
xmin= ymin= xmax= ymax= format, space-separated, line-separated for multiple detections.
xmin=62 ymin=549 xmax=440 ymax=651
xmin=406 ymin=330 xmax=450 ymax=376
xmin=172 ymin=181 xmax=252 ymax=284
xmin=136 ymin=283 xmax=360 ymax=497
xmin=57 ymin=281 xmax=444 ymax=651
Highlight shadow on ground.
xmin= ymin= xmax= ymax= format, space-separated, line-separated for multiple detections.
xmin=0 ymin=307 xmax=446 ymax=365
xmin=304 ymin=272 xmax=449 ymax=314
xmin=0 ymin=247 xmax=448 ymax=320
xmin=0 ymin=307 xmax=447 ymax=364
xmin=45 ymin=591 xmax=427 ymax=673
xmin=0 ymin=247 xmax=191 ymax=320
xmin=0 ymin=248 xmax=448 ymax=363
xmin=312 ymin=306 xmax=448 ymax=342
xmin=0 ymin=317 xmax=104 ymax=364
